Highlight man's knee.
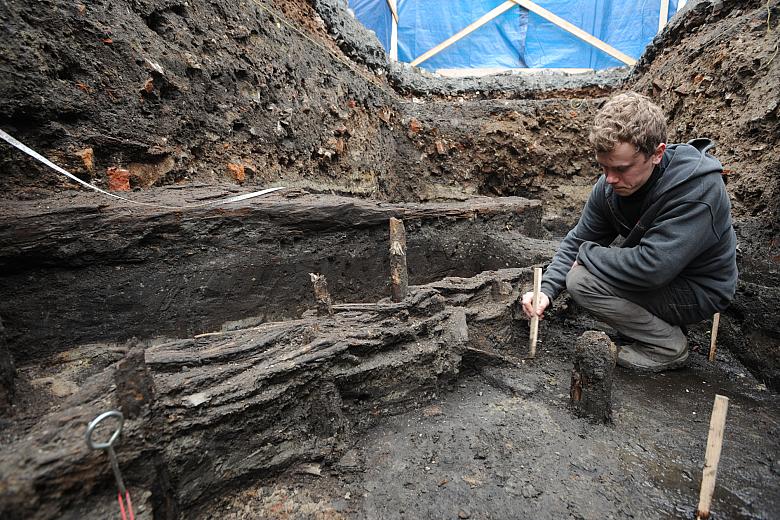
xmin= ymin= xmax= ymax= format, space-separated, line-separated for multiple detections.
xmin=565 ymin=265 xmax=591 ymax=305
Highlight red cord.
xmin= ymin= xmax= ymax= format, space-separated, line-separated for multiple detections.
xmin=125 ymin=491 xmax=135 ymax=520
xmin=117 ymin=491 xmax=127 ymax=520
xmin=117 ymin=490 xmax=135 ymax=520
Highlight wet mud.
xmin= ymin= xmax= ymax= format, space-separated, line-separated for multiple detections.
xmin=204 ymin=334 xmax=780 ymax=520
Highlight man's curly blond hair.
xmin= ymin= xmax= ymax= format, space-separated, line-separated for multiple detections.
xmin=589 ymin=92 xmax=667 ymax=158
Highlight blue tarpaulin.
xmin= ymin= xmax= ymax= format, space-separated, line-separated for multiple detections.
xmin=347 ymin=0 xmax=679 ymax=71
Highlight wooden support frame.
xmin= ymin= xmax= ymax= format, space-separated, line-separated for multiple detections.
xmin=385 ymin=0 xmax=398 ymax=23
xmin=409 ymin=0 xmax=637 ymax=69
xmin=388 ymin=0 xmax=398 ymax=61
xmin=659 ymin=0 xmax=670 ymax=32
xmin=410 ymin=2 xmax=516 ymax=67
xmin=509 ymin=0 xmax=636 ymax=66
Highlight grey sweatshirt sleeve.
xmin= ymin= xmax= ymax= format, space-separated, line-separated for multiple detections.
xmin=540 ymin=177 xmax=617 ymax=300
xmin=577 ymin=199 xmax=720 ymax=292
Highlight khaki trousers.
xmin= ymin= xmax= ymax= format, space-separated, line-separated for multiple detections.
xmin=565 ymin=265 xmax=705 ymax=356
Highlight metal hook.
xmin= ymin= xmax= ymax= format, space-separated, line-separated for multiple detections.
xmin=85 ymin=410 xmax=124 ymax=450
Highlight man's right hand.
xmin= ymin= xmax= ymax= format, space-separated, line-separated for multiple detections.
xmin=521 ymin=291 xmax=550 ymax=319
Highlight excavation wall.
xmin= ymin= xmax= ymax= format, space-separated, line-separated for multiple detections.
xmin=0 ymin=1 xmax=778 ymax=383
xmin=0 ymin=192 xmax=550 ymax=362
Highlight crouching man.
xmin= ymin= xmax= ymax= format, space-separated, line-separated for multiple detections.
xmin=522 ymin=92 xmax=737 ymax=372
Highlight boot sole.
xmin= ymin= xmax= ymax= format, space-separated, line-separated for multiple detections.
xmin=616 ymin=350 xmax=690 ymax=373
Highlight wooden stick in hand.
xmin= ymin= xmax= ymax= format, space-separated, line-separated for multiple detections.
xmin=529 ymin=267 xmax=542 ymax=358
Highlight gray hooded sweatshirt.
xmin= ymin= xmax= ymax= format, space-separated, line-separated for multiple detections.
xmin=540 ymin=139 xmax=738 ymax=318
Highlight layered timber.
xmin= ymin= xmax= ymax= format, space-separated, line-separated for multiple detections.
xmin=0 ymin=190 xmax=552 ymax=362
xmin=0 ymin=269 xmax=530 ymax=520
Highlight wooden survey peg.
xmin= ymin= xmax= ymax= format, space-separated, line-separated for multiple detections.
xmin=695 ymin=394 xmax=729 ymax=520
xmin=709 ymin=312 xmax=721 ymax=362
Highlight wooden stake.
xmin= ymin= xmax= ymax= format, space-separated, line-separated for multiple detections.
xmin=309 ymin=273 xmax=333 ymax=315
xmin=696 ymin=394 xmax=729 ymax=520
xmin=708 ymin=313 xmax=721 ymax=362
xmin=529 ymin=267 xmax=542 ymax=358
xmin=389 ymin=217 xmax=408 ymax=302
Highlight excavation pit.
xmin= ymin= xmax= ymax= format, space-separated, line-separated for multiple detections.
xmin=1 ymin=0 xmax=779 ymax=518
xmin=0 ymin=189 xmax=778 ymax=520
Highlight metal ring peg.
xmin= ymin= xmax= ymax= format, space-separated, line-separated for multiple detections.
xmin=85 ymin=410 xmax=125 ymax=450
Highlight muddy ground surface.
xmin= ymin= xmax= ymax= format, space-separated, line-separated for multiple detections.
xmin=199 ymin=326 xmax=780 ymax=520
xmin=2 ymin=276 xmax=778 ymax=520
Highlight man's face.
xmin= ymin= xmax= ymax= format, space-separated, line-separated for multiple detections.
xmin=596 ymin=141 xmax=665 ymax=196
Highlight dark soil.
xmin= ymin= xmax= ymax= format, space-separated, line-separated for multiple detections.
xmin=201 ymin=324 xmax=780 ymax=520
xmin=0 ymin=0 xmax=778 ymax=518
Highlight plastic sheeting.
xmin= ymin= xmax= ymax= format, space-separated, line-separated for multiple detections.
xmin=396 ymin=0 xmax=528 ymax=69
xmin=349 ymin=0 xmax=393 ymax=51
xmin=347 ymin=0 xmax=679 ymax=70
xmin=523 ymin=0 xmax=680 ymax=69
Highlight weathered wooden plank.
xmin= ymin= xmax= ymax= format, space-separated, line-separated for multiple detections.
xmin=0 ymin=269 xmax=527 ymax=520
xmin=0 ymin=193 xmax=546 ymax=362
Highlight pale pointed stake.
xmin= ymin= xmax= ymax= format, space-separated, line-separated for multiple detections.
xmin=529 ymin=267 xmax=542 ymax=358
xmin=709 ymin=312 xmax=721 ymax=362
xmin=695 ymin=394 xmax=729 ymax=520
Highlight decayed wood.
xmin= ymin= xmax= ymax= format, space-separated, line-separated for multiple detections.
xmin=0 ymin=193 xmax=544 ymax=363
xmin=0 ymin=269 xmax=526 ymax=520
xmin=310 ymin=273 xmax=333 ymax=315
xmin=114 ymin=342 xmax=155 ymax=419
xmin=0 ymin=316 xmax=14 ymax=415
xmin=389 ymin=217 xmax=408 ymax=302
xmin=569 ymin=331 xmax=618 ymax=423
xmin=696 ymin=394 xmax=730 ymax=520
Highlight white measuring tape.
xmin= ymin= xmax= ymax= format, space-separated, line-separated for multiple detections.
xmin=0 ymin=128 xmax=284 ymax=209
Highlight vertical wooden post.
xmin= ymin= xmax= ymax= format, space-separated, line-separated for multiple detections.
xmin=115 ymin=339 xmax=155 ymax=419
xmin=309 ymin=273 xmax=333 ymax=315
xmin=696 ymin=394 xmax=729 ymax=520
xmin=389 ymin=217 xmax=408 ymax=302
xmin=709 ymin=313 xmax=721 ymax=362
xmin=0 ymin=316 xmax=15 ymax=415
xmin=570 ymin=331 xmax=618 ymax=423
xmin=529 ymin=267 xmax=542 ymax=358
